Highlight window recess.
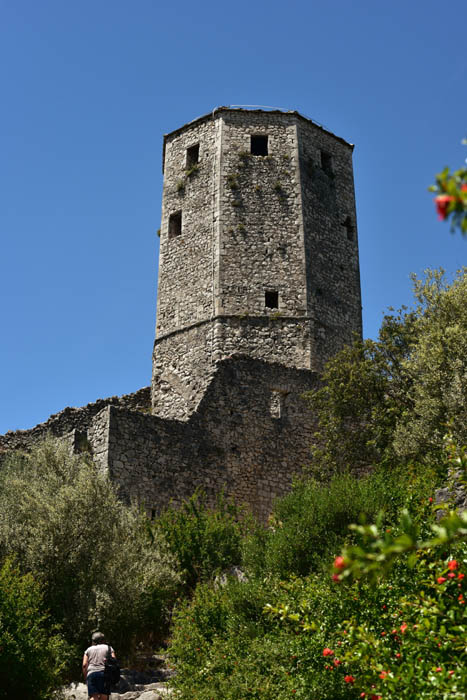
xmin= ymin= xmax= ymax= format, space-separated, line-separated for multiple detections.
xmin=251 ymin=135 xmax=268 ymax=156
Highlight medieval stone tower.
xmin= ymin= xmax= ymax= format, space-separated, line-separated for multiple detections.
xmin=152 ymin=107 xmax=361 ymax=420
xmin=1 ymin=107 xmax=363 ymax=519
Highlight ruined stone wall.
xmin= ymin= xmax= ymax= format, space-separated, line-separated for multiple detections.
xmin=0 ymin=387 xmax=150 ymax=456
xmin=298 ymin=118 xmax=362 ymax=370
xmin=151 ymin=314 xmax=313 ymax=422
xmin=152 ymin=321 xmax=218 ymax=421
xmin=105 ymin=358 xmax=318 ymax=520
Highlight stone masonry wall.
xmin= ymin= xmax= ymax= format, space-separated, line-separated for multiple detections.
xmin=0 ymin=387 xmax=150 ymax=456
xmin=298 ymin=118 xmax=362 ymax=369
xmin=156 ymin=117 xmax=221 ymax=337
xmin=152 ymin=321 xmax=218 ymax=421
xmin=152 ymin=115 xmax=221 ymax=417
xmin=151 ymin=314 xmax=313 ymax=422
xmin=218 ymin=111 xmax=307 ymax=320
xmin=102 ymin=357 xmax=319 ymax=520
xmin=152 ymin=108 xmax=361 ymax=418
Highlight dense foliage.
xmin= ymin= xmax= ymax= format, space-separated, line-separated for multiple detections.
xmin=0 ymin=440 xmax=180 ymax=672
xmin=242 ymin=467 xmax=411 ymax=579
xmin=306 ymin=268 xmax=467 ymax=473
xmin=153 ymin=491 xmax=248 ymax=593
xmin=167 ymin=270 xmax=467 ymax=700
xmin=0 ymin=558 xmax=70 ymax=699
xmin=168 ymin=457 xmax=454 ymax=699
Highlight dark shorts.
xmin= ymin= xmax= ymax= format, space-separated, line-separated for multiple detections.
xmin=87 ymin=670 xmax=110 ymax=696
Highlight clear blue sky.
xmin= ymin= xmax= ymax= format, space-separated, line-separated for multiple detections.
xmin=1 ymin=0 xmax=466 ymax=434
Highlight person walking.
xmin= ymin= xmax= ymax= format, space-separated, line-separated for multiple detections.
xmin=82 ymin=631 xmax=116 ymax=700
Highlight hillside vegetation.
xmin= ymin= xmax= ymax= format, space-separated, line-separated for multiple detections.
xmin=0 ymin=269 xmax=466 ymax=699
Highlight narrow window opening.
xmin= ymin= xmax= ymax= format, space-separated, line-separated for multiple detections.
xmin=186 ymin=144 xmax=199 ymax=168
xmin=270 ymin=390 xmax=288 ymax=420
xmin=320 ymin=150 xmax=333 ymax=175
xmin=270 ymin=391 xmax=282 ymax=419
xmin=251 ymin=135 xmax=268 ymax=156
xmin=265 ymin=290 xmax=279 ymax=309
xmin=344 ymin=216 xmax=354 ymax=241
xmin=169 ymin=211 xmax=182 ymax=238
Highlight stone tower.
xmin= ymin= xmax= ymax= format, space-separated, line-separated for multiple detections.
xmin=152 ymin=107 xmax=361 ymax=419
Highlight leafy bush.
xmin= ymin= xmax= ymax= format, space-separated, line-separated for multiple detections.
xmin=0 ymin=558 xmax=70 ymax=699
xmin=242 ymin=464 xmax=433 ymax=578
xmin=168 ymin=450 xmax=450 ymax=699
xmin=0 ymin=439 xmax=180 ymax=662
xmin=170 ymin=565 xmax=399 ymax=699
xmin=170 ymin=500 xmax=465 ymax=699
xmin=153 ymin=490 xmax=249 ymax=592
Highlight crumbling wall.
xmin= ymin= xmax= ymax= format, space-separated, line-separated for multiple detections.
xmin=101 ymin=357 xmax=319 ymax=520
xmin=0 ymin=387 xmax=151 ymax=456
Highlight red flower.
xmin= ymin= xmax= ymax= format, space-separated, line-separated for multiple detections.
xmin=379 ymin=670 xmax=389 ymax=679
xmin=334 ymin=555 xmax=346 ymax=570
xmin=322 ymin=648 xmax=334 ymax=657
xmin=458 ymin=573 xmax=465 ymax=580
xmin=435 ymin=667 xmax=442 ymax=672
xmin=333 ymin=658 xmax=341 ymax=666
xmin=400 ymin=623 xmax=408 ymax=634
xmin=395 ymin=652 xmax=401 ymax=658
xmin=344 ymin=675 xmax=355 ymax=684
xmin=448 ymin=560 xmax=458 ymax=571
xmin=331 ymin=574 xmax=341 ymax=582
xmin=360 ymin=694 xmax=366 ymax=698
xmin=437 ymin=576 xmax=447 ymax=584
xmin=448 ymin=573 xmax=456 ymax=579
xmin=435 ymin=194 xmax=455 ymax=220
xmin=429 ymin=497 xmax=433 ymax=503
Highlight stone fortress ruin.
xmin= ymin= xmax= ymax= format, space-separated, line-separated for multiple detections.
xmin=0 ymin=107 xmax=362 ymax=519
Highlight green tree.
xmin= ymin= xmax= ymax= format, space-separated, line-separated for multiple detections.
xmin=0 ymin=558 xmax=70 ymax=699
xmin=393 ymin=269 xmax=467 ymax=457
xmin=306 ymin=268 xmax=467 ymax=473
xmin=0 ymin=439 xmax=180 ymax=662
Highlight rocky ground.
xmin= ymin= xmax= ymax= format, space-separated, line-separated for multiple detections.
xmin=63 ymin=654 xmax=176 ymax=700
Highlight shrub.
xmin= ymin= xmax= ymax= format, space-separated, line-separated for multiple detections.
xmin=0 ymin=558 xmax=70 ymax=698
xmin=0 ymin=439 xmax=180 ymax=663
xmin=153 ymin=490 xmax=249 ymax=593
xmin=242 ymin=465 xmax=429 ymax=578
